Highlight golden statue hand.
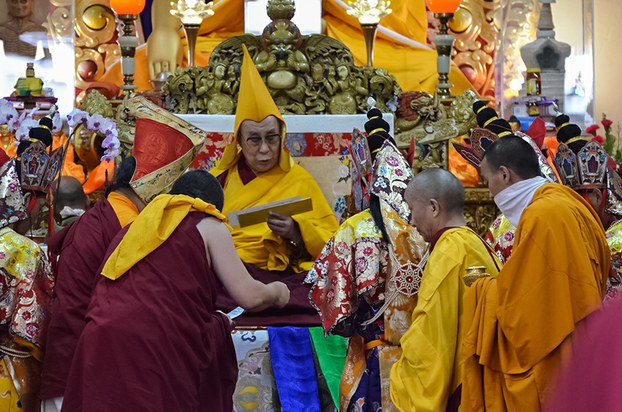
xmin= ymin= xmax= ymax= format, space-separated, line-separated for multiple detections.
xmin=147 ymin=28 xmax=182 ymax=80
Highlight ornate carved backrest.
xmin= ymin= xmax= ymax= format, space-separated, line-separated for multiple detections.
xmin=163 ymin=0 xmax=400 ymax=115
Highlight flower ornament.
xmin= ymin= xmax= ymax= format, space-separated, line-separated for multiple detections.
xmin=593 ymin=135 xmax=605 ymax=145
xmin=599 ymin=114 xmax=622 ymax=166
xmin=586 ymin=124 xmax=600 ymax=136
xmin=87 ymin=113 xmax=106 ymax=131
xmin=0 ymin=99 xmax=19 ymax=132
xmin=51 ymin=111 xmax=62 ymax=133
xmin=67 ymin=109 xmax=120 ymax=162
xmin=14 ymin=112 xmax=39 ymax=142
xmin=66 ymin=108 xmax=89 ymax=128
xmin=101 ymin=127 xmax=120 ymax=161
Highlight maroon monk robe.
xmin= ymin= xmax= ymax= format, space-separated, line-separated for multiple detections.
xmin=41 ymin=198 xmax=122 ymax=400
xmin=216 ymin=265 xmax=321 ymax=326
xmin=61 ymin=212 xmax=238 ymax=412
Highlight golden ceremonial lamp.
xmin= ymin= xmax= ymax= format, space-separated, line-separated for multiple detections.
xmin=109 ymin=0 xmax=146 ymax=94
xmin=170 ymin=0 xmax=215 ymax=67
xmin=346 ymin=0 xmax=392 ymax=67
xmin=426 ymin=0 xmax=462 ymax=98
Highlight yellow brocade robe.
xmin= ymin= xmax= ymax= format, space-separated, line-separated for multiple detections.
xmin=390 ymin=227 xmax=501 ymax=412
xmin=461 ymin=184 xmax=610 ymax=412
xmin=0 ymin=227 xmax=54 ymax=412
xmin=216 ymin=163 xmax=339 ymax=272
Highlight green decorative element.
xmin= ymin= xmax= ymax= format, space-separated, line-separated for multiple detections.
xmin=309 ymin=327 xmax=348 ymax=408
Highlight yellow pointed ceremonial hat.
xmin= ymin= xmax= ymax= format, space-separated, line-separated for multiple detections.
xmin=215 ymin=44 xmax=292 ymax=172
xmin=128 ymin=96 xmax=206 ymax=203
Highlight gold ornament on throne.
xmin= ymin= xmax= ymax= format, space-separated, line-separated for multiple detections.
xmin=448 ymin=0 xmax=498 ymax=97
xmin=464 ymin=187 xmax=498 ymax=237
xmin=162 ymin=0 xmax=401 ymax=115
xmin=73 ymin=125 xmax=106 ymax=171
xmin=72 ymin=0 xmax=121 ymax=101
xmin=76 ymin=89 xmax=117 ymax=169
xmin=394 ymin=90 xmax=478 ymax=172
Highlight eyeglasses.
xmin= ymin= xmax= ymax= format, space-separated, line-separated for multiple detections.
xmin=245 ymin=134 xmax=281 ymax=149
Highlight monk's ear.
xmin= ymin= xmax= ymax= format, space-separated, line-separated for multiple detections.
xmin=22 ymin=191 xmax=32 ymax=209
xmin=429 ymin=198 xmax=440 ymax=217
xmin=499 ymin=166 xmax=511 ymax=184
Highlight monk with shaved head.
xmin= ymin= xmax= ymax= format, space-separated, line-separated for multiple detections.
xmin=53 ymin=176 xmax=88 ymax=232
xmin=459 ymin=136 xmax=611 ymax=411
xmin=390 ymin=168 xmax=501 ymax=411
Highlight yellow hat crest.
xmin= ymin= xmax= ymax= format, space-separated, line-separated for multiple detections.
xmin=214 ymin=44 xmax=292 ymax=173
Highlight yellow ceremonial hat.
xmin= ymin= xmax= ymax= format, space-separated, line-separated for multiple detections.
xmin=214 ymin=44 xmax=292 ymax=173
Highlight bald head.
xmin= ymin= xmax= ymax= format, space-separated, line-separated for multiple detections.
xmin=54 ymin=176 xmax=88 ymax=211
xmin=405 ymin=168 xmax=466 ymax=242
xmin=407 ymin=168 xmax=465 ymax=214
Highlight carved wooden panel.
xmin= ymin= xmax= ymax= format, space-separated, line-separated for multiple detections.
xmin=465 ymin=187 xmax=498 ymax=237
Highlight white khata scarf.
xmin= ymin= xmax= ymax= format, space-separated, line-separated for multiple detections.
xmin=494 ymin=176 xmax=547 ymax=227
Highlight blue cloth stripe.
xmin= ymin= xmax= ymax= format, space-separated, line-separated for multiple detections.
xmin=268 ymin=326 xmax=321 ymax=412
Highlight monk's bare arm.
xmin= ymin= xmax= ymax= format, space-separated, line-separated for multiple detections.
xmin=196 ymin=218 xmax=290 ymax=311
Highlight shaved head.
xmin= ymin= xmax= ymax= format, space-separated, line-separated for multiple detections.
xmin=405 ymin=168 xmax=466 ymax=242
xmin=407 ymin=168 xmax=465 ymax=215
xmin=54 ymin=176 xmax=88 ymax=210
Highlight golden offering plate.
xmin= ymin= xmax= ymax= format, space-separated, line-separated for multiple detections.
xmin=463 ymin=266 xmax=491 ymax=287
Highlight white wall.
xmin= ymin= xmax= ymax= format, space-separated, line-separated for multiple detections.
xmin=593 ymin=0 xmax=622 ymax=127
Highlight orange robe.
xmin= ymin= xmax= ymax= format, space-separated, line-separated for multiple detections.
xmin=52 ymin=133 xmax=86 ymax=184
xmin=448 ymin=137 xmax=480 ymax=187
xmin=1 ymin=133 xmax=17 ymax=158
xmin=461 ymin=184 xmax=610 ymax=411
xmin=82 ymin=161 xmax=115 ymax=195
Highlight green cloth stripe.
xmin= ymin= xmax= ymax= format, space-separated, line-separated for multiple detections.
xmin=309 ymin=327 xmax=348 ymax=408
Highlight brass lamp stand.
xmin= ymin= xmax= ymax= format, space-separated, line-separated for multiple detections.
xmin=170 ymin=0 xmax=215 ymax=67
xmin=346 ymin=0 xmax=392 ymax=67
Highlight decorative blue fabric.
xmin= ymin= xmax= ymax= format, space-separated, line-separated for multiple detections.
xmin=348 ymin=347 xmax=382 ymax=412
xmin=268 ymin=326 xmax=321 ymax=412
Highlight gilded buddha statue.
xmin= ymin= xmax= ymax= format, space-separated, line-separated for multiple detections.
xmin=12 ymin=63 xmax=44 ymax=97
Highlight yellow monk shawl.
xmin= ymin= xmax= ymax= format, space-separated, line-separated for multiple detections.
xmin=101 ymin=194 xmax=228 ymax=280
xmin=211 ymin=44 xmax=293 ymax=175
xmin=217 ymin=161 xmax=338 ymax=272
xmin=461 ymin=184 xmax=610 ymax=410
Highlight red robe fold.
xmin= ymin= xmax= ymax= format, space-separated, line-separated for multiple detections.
xmin=41 ymin=198 xmax=122 ymax=400
xmin=61 ymin=212 xmax=238 ymax=412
